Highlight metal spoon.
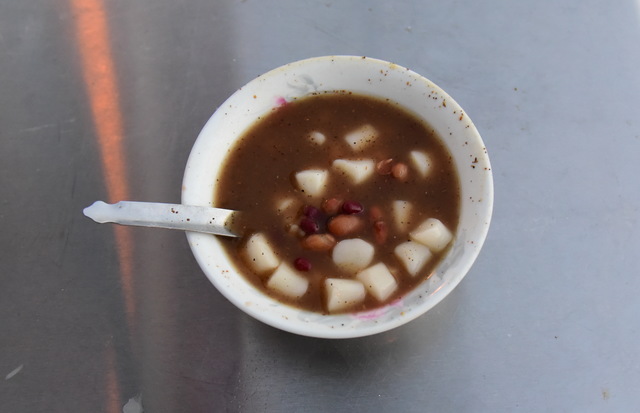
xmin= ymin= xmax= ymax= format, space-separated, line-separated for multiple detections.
xmin=83 ymin=201 xmax=241 ymax=237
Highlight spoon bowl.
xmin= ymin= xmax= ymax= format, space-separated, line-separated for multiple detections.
xmin=182 ymin=55 xmax=493 ymax=338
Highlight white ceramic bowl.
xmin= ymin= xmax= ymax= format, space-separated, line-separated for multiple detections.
xmin=182 ymin=56 xmax=493 ymax=338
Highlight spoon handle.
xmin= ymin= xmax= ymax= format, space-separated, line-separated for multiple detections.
xmin=83 ymin=201 xmax=240 ymax=237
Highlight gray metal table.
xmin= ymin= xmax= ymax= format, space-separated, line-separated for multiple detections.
xmin=2 ymin=1 xmax=639 ymax=411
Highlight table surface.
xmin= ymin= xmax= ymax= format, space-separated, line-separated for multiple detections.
xmin=2 ymin=1 xmax=639 ymax=411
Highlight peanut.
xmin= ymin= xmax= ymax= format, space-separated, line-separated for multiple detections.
xmin=391 ymin=162 xmax=409 ymax=181
xmin=322 ymin=197 xmax=343 ymax=215
xmin=369 ymin=205 xmax=384 ymax=223
xmin=373 ymin=220 xmax=388 ymax=244
xmin=301 ymin=233 xmax=336 ymax=251
xmin=376 ymin=158 xmax=394 ymax=175
xmin=328 ymin=215 xmax=363 ymax=237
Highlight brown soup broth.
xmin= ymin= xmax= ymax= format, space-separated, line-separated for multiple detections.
xmin=215 ymin=92 xmax=460 ymax=313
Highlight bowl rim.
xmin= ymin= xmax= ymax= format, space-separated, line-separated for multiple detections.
xmin=182 ymin=55 xmax=493 ymax=339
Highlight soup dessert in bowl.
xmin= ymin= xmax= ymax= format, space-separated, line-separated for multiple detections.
xmin=182 ymin=56 xmax=493 ymax=338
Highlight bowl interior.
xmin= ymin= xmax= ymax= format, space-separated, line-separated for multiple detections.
xmin=182 ymin=56 xmax=493 ymax=338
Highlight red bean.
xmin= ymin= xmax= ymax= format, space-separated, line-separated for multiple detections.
xmin=299 ymin=217 xmax=319 ymax=234
xmin=342 ymin=201 xmax=363 ymax=214
xmin=303 ymin=205 xmax=322 ymax=219
xmin=294 ymin=257 xmax=312 ymax=271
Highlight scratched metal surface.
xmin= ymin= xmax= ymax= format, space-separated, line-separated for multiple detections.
xmin=2 ymin=0 xmax=640 ymax=411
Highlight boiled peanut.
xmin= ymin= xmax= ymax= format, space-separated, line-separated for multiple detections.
xmin=373 ymin=220 xmax=388 ymax=244
xmin=391 ymin=162 xmax=409 ymax=181
xmin=322 ymin=198 xmax=343 ymax=215
xmin=376 ymin=158 xmax=394 ymax=175
xmin=369 ymin=205 xmax=384 ymax=223
xmin=301 ymin=233 xmax=336 ymax=251
xmin=328 ymin=215 xmax=363 ymax=237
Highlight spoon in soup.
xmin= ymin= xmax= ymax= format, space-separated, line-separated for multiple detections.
xmin=83 ymin=201 xmax=241 ymax=237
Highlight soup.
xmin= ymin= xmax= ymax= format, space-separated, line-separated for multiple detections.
xmin=215 ymin=92 xmax=460 ymax=314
